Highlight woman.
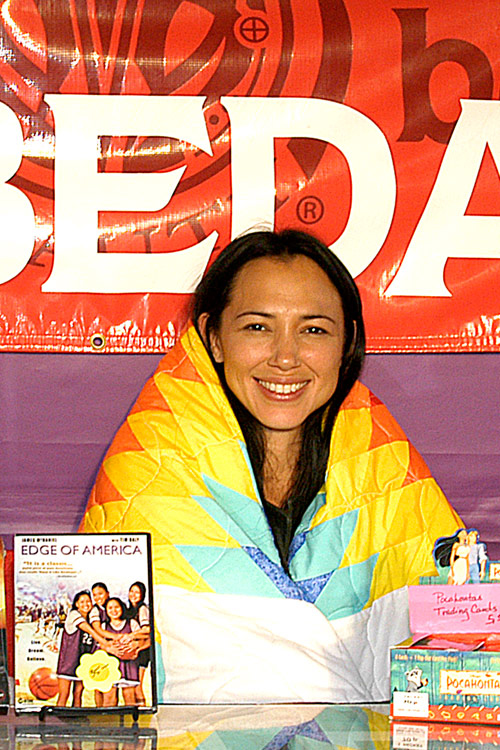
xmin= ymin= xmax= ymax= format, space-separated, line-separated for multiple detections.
xmin=88 ymin=581 xmax=120 ymax=707
xmin=101 ymin=598 xmax=140 ymax=707
xmin=82 ymin=229 xmax=461 ymax=703
xmin=56 ymin=590 xmax=108 ymax=707
xmin=125 ymin=581 xmax=151 ymax=706
xmin=88 ymin=582 xmax=110 ymax=646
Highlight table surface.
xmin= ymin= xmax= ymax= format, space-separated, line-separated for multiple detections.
xmin=1 ymin=703 xmax=396 ymax=750
xmin=3 ymin=702 xmax=498 ymax=750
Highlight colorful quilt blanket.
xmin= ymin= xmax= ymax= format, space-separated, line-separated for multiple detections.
xmin=81 ymin=326 xmax=461 ymax=703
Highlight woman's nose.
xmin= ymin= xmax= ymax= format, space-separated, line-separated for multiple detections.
xmin=268 ymin=332 xmax=300 ymax=369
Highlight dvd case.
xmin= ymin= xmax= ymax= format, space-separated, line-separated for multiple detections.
xmin=14 ymin=533 xmax=156 ymax=714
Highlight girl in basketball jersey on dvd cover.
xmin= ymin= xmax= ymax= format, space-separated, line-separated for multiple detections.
xmin=56 ymin=590 xmax=108 ymax=707
xmin=101 ymin=597 xmax=140 ymax=706
xmin=126 ymin=582 xmax=151 ymax=705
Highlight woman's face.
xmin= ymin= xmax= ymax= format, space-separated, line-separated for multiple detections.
xmin=92 ymin=586 xmax=108 ymax=607
xmin=106 ymin=600 xmax=123 ymax=620
xmin=129 ymin=585 xmax=142 ymax=606
xmin=206 ymin=255 xmax=345 ymax=440
xmin=76 ymin=594 xmax=92 ymax=615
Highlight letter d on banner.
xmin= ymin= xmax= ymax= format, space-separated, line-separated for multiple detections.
xmin=0 ymin=103 xmax=35 ymax=285
xmin=223 ymin=97 xmax=396 ymax=278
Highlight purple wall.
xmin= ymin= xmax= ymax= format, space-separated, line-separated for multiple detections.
xmin=1 ymin=352 xmax=499 ymax=556
xmin=363 ymin=354 xmax=500 ymax=559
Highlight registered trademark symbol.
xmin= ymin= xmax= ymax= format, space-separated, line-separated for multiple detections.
xmin=297 ymin=195 xmax=324 ymax=224
xmin=237 ymin=16 xmax=270 ymax=44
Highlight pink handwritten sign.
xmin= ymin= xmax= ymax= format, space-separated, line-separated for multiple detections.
xmin=409 ymin=585 xmax=500 ymax=634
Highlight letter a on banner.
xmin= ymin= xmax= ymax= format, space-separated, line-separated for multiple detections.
xmin=387 ymin=100 xmax=500 ymax=297
xmin=43 ymin=95 xmax=217 ymax=294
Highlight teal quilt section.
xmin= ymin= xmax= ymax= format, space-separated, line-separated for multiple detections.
xmin=178 ymin=474 xmax=377 ymax=620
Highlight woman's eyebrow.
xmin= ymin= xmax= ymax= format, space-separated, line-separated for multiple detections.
xmin=302 ymin=314 xmax=338 ymax=323
xmin=235 ymin=311 xmax=274 ymax=319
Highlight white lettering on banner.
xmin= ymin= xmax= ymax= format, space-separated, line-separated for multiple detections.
xmin=387 ymin=99 xmax=500 ymax=296
xmin=0 ymin=103 xmax=35 ymax=285
xmin=42 ymin=95 xmax=217 ymax=293
xmin=222 ymin=96 xmax=397 ymax=278
xmin=2 ymin=95 xmax=498 ymax=295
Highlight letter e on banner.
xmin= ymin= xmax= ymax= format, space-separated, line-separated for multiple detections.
xmin=0 ymin=103 xmax=35 ymax=285
xmin=43 ymin=95 xmax=217 ymax=293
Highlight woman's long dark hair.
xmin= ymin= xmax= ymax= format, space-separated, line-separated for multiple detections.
xmin=433 ymin=529 xmax=465 ymax=568
xmin=193 ymin=229 xmax=365 ymax=515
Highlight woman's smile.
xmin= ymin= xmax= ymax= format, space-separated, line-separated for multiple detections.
xmin=255 ymin=378 xmax=309 ymax=397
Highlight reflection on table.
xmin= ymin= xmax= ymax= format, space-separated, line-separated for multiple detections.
xmin=2 ymin=703 xmax=391 ymax=750
xmin=3 ymin=695 xmax=500 ymax=750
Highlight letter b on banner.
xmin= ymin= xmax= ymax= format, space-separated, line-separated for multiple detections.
xmin=0 ymin=104 xmax=35 ymax=284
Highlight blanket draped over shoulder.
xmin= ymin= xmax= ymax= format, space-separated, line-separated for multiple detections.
xmin=81 ymin=326 xmax=461 ymax=703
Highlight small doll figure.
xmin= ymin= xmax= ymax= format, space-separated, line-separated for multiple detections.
xmin=433 ymin=529 xmax=470 ymax=585
xmin=467 ymin=529 xmax=488 ymax=582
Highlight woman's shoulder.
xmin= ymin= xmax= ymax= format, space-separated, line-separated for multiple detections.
xmin=332 ymin=381 xmax=411 ymax=461
xmin=340 ymin=381 xmax=405 ymax=430
xmin=64 ymin=609 xmax=84 ymax=632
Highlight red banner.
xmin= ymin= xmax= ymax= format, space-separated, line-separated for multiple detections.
xmin=0 ymin=0 xmax=499 ymax=353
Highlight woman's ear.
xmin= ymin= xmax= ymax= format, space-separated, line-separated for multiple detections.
xmin=197 ymin=313 xmax=210 ymax=347
xmin=197 ymin=313 xmax=224 ymax=363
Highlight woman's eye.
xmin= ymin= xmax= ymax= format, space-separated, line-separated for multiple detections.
xmin=305 ymin=326 xmax=327 ymax=335
xmin=245 ymin=323 xmax=267 ymax=331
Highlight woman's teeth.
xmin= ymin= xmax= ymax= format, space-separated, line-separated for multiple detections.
xmin=258 ymin=380 xmax=307 ymax=394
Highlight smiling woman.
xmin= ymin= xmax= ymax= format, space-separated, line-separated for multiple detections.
xmin=194 ymin=233 xmax=363 ymax=566
xmin=81 ymin=229 xmax=461 ymax=704
xmin=205 ymin=256 xmax=346 ymax=511
xmin=203 ymin=256 xmax=344 ymax=435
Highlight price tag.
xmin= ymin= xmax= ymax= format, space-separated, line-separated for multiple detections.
xmin=393 ymin=723 xmax=429 ymax=750
xmin=393 ymin=690 xmax=429 ymax=718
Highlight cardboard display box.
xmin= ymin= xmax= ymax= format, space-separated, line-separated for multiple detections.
xmin=391 ymin=637 xmax=500 ymax=724
xmin=391 ymin=584 xmax=500 ymax=724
